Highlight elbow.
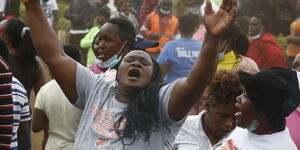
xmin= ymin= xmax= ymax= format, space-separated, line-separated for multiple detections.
xmin=32 ymin=125 xmax=43 ymax=133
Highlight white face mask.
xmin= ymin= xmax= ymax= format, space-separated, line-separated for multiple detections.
xmin=249 ymin=33 xmax=262 ymax=40
xmin=249 ymin=27 xmax=264 ymax=40
xmin=95 ymin=58 xmax=109 ymax=69
xmin=159 ymin=8 xmax=171 ymax=15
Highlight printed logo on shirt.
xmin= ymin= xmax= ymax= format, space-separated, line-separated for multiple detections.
xmin=90 ymin=105 xmax=126 ymax=147
xmin=176 ymin=47 xmax=200 ymax=58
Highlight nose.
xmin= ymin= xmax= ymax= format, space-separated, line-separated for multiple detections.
xmin=132 ymin=61 xmax=142 ymax=68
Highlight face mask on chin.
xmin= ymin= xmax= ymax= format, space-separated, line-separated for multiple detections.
xmin=246 ymin=119 xmax=259 ymax=132
xmin=218 ymin=50 xmax=226 ymax=61
xmin=249 ymin=27 xmax=264 ymax=40
xmin=96 ymin=41 xmax=128 ymax=69
xmin=159 ymin=8 xmax=171 ymax=15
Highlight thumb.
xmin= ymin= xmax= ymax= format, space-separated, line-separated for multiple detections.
xmin=205 ymin=0 xmax=213 ymax=15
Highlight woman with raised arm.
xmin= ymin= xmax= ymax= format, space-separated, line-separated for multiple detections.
xmin=22 ymin=0 xmax=237 ymax=149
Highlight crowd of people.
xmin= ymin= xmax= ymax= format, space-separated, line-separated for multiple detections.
xmin=0 ymin=0 xmax=300 ymax=150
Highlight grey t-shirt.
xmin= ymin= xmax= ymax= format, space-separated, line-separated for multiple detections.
xmin=74 ymin=63 xmax=185 ymax=150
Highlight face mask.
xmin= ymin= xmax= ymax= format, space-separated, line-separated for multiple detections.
xmin=120 ymin=12 xmax=129 ymax=17
xmin=249 ymin=33 xmax=262 ymax=40
xmin=96 ymin=41 xmax=128 ymax=69
xmin=249 ymin=27 xmax=264 ymax=40
xmin=218 ymin=50 xmax=226 ymax=61
xmin=95 ymin=58 xmax=109 ymax=69
xmin=246 ymin=119 xmax=259 ymax=132
xmin=159 ymin=8 xmax=171 ymax=15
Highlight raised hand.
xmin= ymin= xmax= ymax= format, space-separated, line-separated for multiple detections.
xmin=204 ymin=0 xmax=237 ymax=37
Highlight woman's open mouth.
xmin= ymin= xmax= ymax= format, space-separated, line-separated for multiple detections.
xmin=128 ymin=68 xmax=141 ymax=80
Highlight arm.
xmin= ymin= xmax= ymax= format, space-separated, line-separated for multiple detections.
xmin=32 ymin=108 xmax=48 ymax=132
xmin=23 ymin=0 xmax=78 ymax=102
xmin=168 ymin=0 xmax=237 ymax=121
xmin=17 ymin=121 xmax=30 ymax=150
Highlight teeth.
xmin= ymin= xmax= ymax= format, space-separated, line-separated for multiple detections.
xmin=235 ymin=112 xmax=242 ymax=116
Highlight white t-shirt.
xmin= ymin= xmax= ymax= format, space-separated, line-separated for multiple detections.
xmin=73 ymin=63 xmax=186 ymax=150
xmin=172 ymin=110 xmax=220 ymax=150
xmin=215 ymin=127 xmax=297 ymax=150
xmin=35 ymin=80 xmax=83 ymax=150
xmin=40 ymin=0 xmax=58 ymax=27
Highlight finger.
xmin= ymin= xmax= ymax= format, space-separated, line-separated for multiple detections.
xmin=205 ymin=0 xmax=213 ymax=15
xmin=225 ymin=0 xmax=231 ymax=11
xmin=220 ymin=0 xmax=228 ymax=10
xmin=232 ymin=0 xmax=237 ymax=10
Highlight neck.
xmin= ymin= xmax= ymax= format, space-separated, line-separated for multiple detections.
xmin=115 ymin=90 xmax=131 ymax=103
xmin=181 ymin=34 xmax=193 ymax=38
xmin=251 ymin=118 xmax=281 ymax=135
xmin=202 ymin=113 xmax=222 ymax=145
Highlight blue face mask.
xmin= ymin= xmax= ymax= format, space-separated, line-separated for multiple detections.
xmin=247 ymin=119 xmax=259 ymax=132
xmin=96 ymin=41 xmax=128 ymax=69
xmin=218 ymin=50 xmax=226 ymax=61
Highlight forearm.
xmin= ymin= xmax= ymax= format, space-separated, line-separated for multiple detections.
xmin=186 ymin=33 xmax=220 ymax=91
xmin=24 ymin=1 xmax=64 ymax=65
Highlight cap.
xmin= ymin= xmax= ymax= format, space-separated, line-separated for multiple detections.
xmin=239 ymin=68 xmax=300 ymax=117
xmin=132 ymin=34 xmax=159 ymax=50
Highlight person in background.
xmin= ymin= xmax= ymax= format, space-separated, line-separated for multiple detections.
xmin=215 ymin=68 xmax=299 ymax=150
xmin=32 ymin=45 xmax=83 ymax=150
xmin=131 ymin=0 xmax=144 ymax=15
xmin=286 ymin=53 xmax=300 ymax=149
xmin=217 ymin=24 xmax=259 ymax=74
xmin=286 ymin=17 xmax=300 ymax=68
xmin=0 ymin=39 xmax=13 ymax=149
xmin=173 ymin=0 xmax=203 ymax=18
xmin=87 ymin=17 xmax=158 ymax=75
xmin=80 ymin=6 xmax=111 ymax=67
xmin=246 ymin=14 xmax=286 ymax=70
xmin=40 ymin=0 xmax=58 ymax=30
xmin=0 ymin=19 xmax=49 ymax=150
xmin=157 ymin=14 xmax=202 ymax=84
xmin=141 ymin=0 xmax=179 ymax=59
xmin=0 ymin=0 xmax=6 ymax=21
xmin=64 ymin=0 xmax=98 ymax=66
xmin=0 ymin=38 xmax=31 ymax=150
xmin=139 ymin=0 xmax=159 ymax=25
xmin=4 ymin=0 xmax=21 ymax=19
xmin=112 ymin=0 xmax=139 ymax=32
xmin=173 ymin=70 xmax=242 ymax=150
xmin=22 ymin=0 xmax=237 ymax=149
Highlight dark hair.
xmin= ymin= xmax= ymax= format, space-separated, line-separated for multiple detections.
xmin=221 ymin=24 xmax=249 ymax=56
xmin=253 ymin=13 xmax=270 ymax=32
xmin=63 ymin=45 xmax=82 ymax=63
xmin=179 ymin=14 xmax=199 ymax=36
xmin=107 ymin=18 xmax=136 ymax=46
xmin=5 ymin=19 xmax=39 ymax=97
xmin=115 ymin=57 xmax=163 ymax=146
xmin=6 ymin=19 xmax=37 ymax=63
xmin=0 ymin=39 xmax=9 ymax=62
xmin=234 ymin=16 xmax=250 ymax=36
xmin=98 ymin=6 xmax=111 ymax=19
xmin=207 ymin=70 xmax=243 ymax=106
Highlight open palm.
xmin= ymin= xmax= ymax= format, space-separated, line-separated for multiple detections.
xmin=204 ymin=0 xmax=237 ymax=37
